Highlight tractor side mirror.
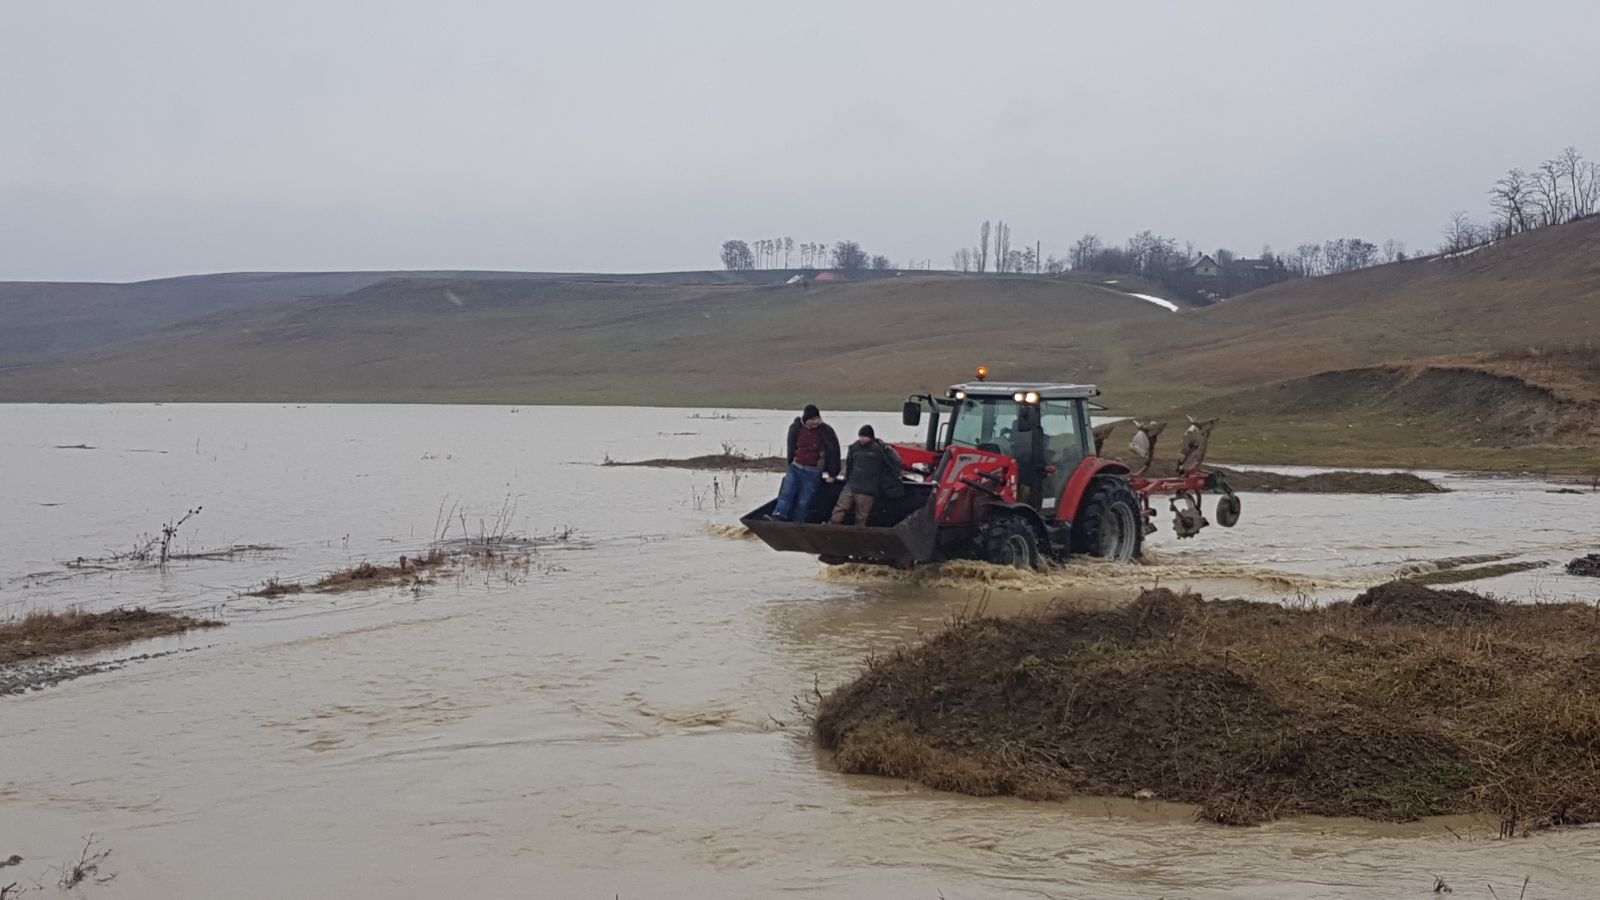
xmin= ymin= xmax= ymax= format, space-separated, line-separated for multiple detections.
xmin=902 ymin=401 xmax=922 ymax=427
xmin=1016 ymin=404 xmax=1038 ymax=433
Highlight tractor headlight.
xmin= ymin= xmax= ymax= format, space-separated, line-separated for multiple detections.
xmin=954 ymin=390 xmax=966 ymax=400
xmin=1012 ymin=392 xmax=1024 ymax=402
xmin=1025 ymin=391 xmax=1040 ymax=404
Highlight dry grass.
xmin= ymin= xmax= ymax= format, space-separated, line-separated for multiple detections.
xmin=244 ymin=577 xmax=304 ymax=598
xmin=815 ymin=584 xmax=1600 ymax=832
xmin=0 ymin=609 xmax=222 ymax=666
xmin=243 ymin=549 xmax=451 ymax=597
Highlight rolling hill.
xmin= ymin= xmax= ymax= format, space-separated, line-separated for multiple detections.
xmin=0 ymin=266 xmax=932 ymax=361
xmin=1122 ymin=214 xmax=1600 ymax=390
xmin=3 ymin=216 xmax=1598 ymax=470
xmin=0 ymin=274 xmax=1181 ymax=409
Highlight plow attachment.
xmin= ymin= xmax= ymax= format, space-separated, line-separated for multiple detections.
xmin=1100 ymin=416 xmax=1240 ymax=539
xmin=740 ymin=496 xmax=939 ymax=567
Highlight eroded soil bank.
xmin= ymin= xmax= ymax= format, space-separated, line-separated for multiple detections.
xmin=815 ymin=584 xmax=1600 ymax=833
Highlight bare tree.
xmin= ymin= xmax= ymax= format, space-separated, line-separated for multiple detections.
xmin=951 ymin=248 xmax=972 ymax=272
xmin=1069 ymin=233 xmax=1102 ymax=270
xmin=783 ymin=237 xmax=794 ymax=268
xmin=1044 ymin=255 xmax=1065 ymax=274
xmin=978 ymin=221 xmax=991 ymax=273
xmin=1585 ymin=161 xmax=1600 ymax=219
xmin=1531 ymin=159 xmax=1570 ymax=227
xmin=870 ymin=254 xmax=893 ymax=270
xmin=994 ymin=221 xmax=1012 ymax=272
xmin=1489 ymin=167 xmax=1533 ymax=234
xmin=1019 ymin=245 xmax=1037 ymax=274
xmin=1441 ymin=211 xmax=1482 ymax=254
xmin=1293 ymin=242 xmax=1324 ymax=277
xmin=1554 ymin=147 xmax=1587 ymax=218
xmin=1552 ymin=147 xmax=1599 ymax=218
xmin=1381 ymin=239 xmax=1407 ymax=263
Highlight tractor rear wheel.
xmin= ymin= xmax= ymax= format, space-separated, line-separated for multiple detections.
xmin=979 ymin=516 xmax=1041 ymax=570
xmin=1072 ymin=477 xmax=1144 ymax=562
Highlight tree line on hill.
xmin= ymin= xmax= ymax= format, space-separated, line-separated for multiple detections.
xmin=720 ymin=238 xmax=892 ymax=272
xmin=718 ymin=143 xmax=1596 ymax=298
xmin=1444 ymin=145 xmax=1599 ymax=252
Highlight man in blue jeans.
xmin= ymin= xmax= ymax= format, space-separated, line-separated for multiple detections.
xmin=771 ymin=404 xmax=841 ymax=522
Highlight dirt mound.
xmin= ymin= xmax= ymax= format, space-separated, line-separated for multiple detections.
xmin=1349 ymin=581 xmax=1500 ymax=623
xmin=1568 ymin=554 xmax=1600 ymax=577
xmin=814 ymin=584 xmax=1600 ymax=831
xmin=1 ymin=608 xmax=222 ymax=666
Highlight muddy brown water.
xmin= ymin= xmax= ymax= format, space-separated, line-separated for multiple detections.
xmin=3 ymin=404 xmax=1599 ymax=898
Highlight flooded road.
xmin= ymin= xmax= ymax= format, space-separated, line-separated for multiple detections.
xmin=3 ymin=404 xmax=1599 ymax=898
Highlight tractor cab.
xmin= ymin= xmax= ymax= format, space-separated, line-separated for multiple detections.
xmin=902 ymin=379 xmax=1097 ymax=516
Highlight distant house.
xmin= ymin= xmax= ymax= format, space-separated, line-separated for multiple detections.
xmin=1184 ymin=254 xmax=1221 ymax=277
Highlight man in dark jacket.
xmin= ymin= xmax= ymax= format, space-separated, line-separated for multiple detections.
xmin=829 ymin=425 xmax=904 ymax=525
xmin=771 ymin=404 xmax=841 ymax=522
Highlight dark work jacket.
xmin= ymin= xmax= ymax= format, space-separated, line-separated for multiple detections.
xmin=842 ymin=440 xmax=905 ymax=498
xmin=785 ymin=418 xmax=841 ymax=477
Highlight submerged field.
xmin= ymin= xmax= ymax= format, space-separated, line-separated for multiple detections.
xmin=816 ymin=583 xmax=1600 ymax=833
xmin=6 ymin=404 xmax=1600 ymax=898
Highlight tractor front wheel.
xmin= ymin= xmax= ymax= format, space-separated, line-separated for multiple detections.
xmin=979 ymin=516 xmax=1041 ymax=570
xmin=1072 ymin=477 xmax=1144 ymax=562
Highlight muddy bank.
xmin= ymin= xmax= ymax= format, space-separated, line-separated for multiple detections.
xmin=1215 ymin=467 xmax=1443 ymax=493
xmin=0 ymin=608 xmax=221 ymax=667
xmin=607 ymin=453 xmax=786 ymax=473
xmin=815 ymin=583 xmax=1600 ymax=832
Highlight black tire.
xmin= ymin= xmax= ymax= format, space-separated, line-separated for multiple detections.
xmin=1216 ymin=494 xmax=1241 ymax=528
xmin=1071 ymin=477 xmax=1144 ymax=562
xmin=979 ymin=515 xmax=1041 ymax=569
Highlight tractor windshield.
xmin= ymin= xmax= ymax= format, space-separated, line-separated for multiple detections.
xmin=947 ymin=396 xmax=1026 ymax=454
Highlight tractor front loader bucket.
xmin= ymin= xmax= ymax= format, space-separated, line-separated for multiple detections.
xmin=740 ymin=496 xmax=940 ymax=567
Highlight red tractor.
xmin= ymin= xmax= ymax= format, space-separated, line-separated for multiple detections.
xmin=742 ymin=370 xmax=1241 ymax=568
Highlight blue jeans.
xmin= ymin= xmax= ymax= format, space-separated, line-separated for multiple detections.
xmin=773 ymin=463 xmax=822 ymax=522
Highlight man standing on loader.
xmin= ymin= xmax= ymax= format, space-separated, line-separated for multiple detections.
xmin=771 ymin=404 xmax=840 ymax=522
xmin=829 ymin=425 xmax=904 ymax=526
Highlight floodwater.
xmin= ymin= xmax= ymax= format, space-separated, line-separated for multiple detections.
xmin=3 ymin=403 xmax=1599 ymax=899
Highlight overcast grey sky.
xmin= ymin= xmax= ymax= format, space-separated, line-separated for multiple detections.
xmin=3 ymin=0 xmax=1598 ymax=281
